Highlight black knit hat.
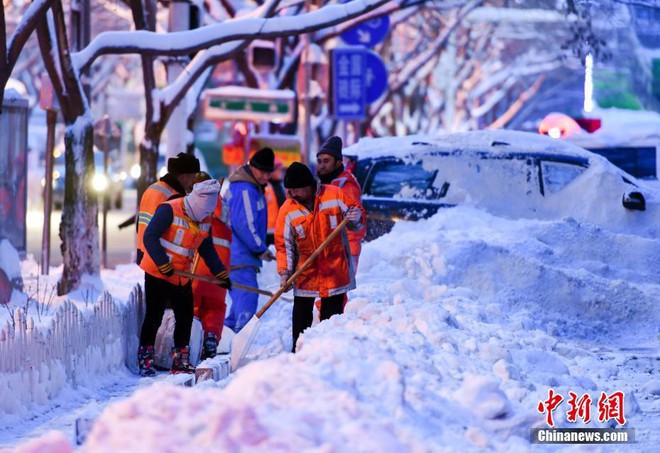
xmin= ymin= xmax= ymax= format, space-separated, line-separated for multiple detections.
xmin=284 ymin=162 xmax=316 ymax=189
xmin=167 ymin=152 xmax=200 ymax=175
xmin=316 ymin=136 xmax=343 ymax=160
xmin=249 ymin=147 xmax=275 ymax=172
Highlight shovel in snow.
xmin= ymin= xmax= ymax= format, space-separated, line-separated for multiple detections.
xmin=174 ymin=270 xmax=273 ymax=297
xmin=230 ymin=217 xmax=351 ymax=371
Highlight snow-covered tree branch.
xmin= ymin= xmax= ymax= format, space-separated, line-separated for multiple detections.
xmin=74 ymin=0 xmax=397 ymax=71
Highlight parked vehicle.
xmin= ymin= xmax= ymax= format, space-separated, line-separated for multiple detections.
xmin=539 ymin=110 xmax=660 ymax=180
xmin=345 ymin=130 xmax=659 ymax=240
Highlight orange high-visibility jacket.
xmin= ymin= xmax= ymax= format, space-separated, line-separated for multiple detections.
xmin=275 ymin=184 xmax=363 ymax=298
xmin=137 ymin=180 xmax=179 ymax=255
xmin=265 ymin=182 xmax=279 ymax=235
xmin=139 ymin=198 xmax=212 ymax=286
xmin=329 ymin=169 xmax=366 ymax=257
xmin=192 ymin=197 xmax=232 ymax=278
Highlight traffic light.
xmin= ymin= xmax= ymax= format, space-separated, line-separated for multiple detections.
xmin=250 ymin=40 xmax=277 ymax=71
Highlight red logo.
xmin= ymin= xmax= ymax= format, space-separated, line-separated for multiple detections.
xmin=538 ymin=389 xmax=626 ymax=427
xmin=537 ymin=389 xmax=564 ymax=427
xmin=598 ymin=391 xmax=626 ymax=426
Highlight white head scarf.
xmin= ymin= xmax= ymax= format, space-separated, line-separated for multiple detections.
xmin=184 ymin=179 xmax=221 ymax=222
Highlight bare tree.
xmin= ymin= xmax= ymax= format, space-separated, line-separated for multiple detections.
xmin=34 ymin=0 xmax=98 ymax=295
xmin=0 ymin=0 xmax=54 ymax=104
xmin=368 ymin=1 xmax=601 ymax=136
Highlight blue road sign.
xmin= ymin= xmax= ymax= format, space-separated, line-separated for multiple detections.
xmin=365 ymin=50 xmax=388 ymax=103
xmin=331 ymin=47 xmax=367 ymax=120
xmin=340 ymin=15 xmax=390 ymax=48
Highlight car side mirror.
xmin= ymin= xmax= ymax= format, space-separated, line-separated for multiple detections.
xmin=439 ymin=181 xmax=450 ymax=198
xmin=622 ymin=191 xmax=646 ymax=211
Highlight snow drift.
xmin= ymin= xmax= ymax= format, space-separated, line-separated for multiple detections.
xmin=8 ymin=205 xmax=657 ymax=451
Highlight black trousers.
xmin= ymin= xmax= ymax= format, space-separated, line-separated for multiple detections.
xmin=140 ymin=273 xmax=194 ymax=349
xmin=292 ymin=294 xmax=344 ymax=352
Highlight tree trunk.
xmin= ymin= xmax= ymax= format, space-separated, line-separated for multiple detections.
xmin=57 ymin=121 xmax=100 ymax=295
xmin=137 ymin=135 xmax=160 ymax=201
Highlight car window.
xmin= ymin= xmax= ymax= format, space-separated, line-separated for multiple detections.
xmin=366 ymin=159 xmax=438 ymax=199
xmin=587 ymin=146 xmax=656 ymax=179
xmin=540 ymin=161 xmax=586 ymax=193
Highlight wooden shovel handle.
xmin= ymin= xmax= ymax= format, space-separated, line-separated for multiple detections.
xmin=255 ymin=217 xmax=351 ymax=319
xmin=174 ymin=270 xmax=273 ymax=297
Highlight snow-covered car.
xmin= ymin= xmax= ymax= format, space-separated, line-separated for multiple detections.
xmin=345 ymin=130 xmax=660 ymax=240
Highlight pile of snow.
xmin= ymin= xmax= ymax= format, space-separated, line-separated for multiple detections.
xmin=9 ymin=206 xmax=660 ymax=451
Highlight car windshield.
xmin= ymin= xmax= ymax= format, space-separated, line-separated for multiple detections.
xmin=366 ymin=159 xmax=438 ymax=199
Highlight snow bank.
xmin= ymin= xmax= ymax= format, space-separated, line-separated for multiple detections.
xmin=6 ymin=206 xmax=660 ymax=450
xmin=68 ymin=207 xmax=659 ymax=451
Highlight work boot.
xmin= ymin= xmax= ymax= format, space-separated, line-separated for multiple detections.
xmin=171 ymin=346 xmax=195 ymax=374
xmin=202 ymin=333 xmax=218 ymax=360
xmin=137 ymin=345 xmax=156 ymax=377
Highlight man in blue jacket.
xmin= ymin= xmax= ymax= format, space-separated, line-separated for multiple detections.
xmin=224 ymin=147 xmax=276 ymax=333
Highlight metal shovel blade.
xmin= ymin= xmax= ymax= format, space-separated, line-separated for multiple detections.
xmin=229 ymin=315 xmax=261 ymax=372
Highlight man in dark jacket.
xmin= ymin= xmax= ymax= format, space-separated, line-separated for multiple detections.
xmin=138 ymin=179 xmax=231 ymax=376
xmin=134 ymin=152 xmax=200 ymax=376
xmin=135 ymin=152 xmax=200 ymax=262
xmin=224 ymin=147 xmax=275 ymax=333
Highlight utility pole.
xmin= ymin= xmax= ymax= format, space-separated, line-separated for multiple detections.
xmin=166 ymin=0 xmax=191 ymax=159
xmin=300 ymin=0 xmax=312 ymax=165
xmin=41 ymin=109 xmax=57 ymax=275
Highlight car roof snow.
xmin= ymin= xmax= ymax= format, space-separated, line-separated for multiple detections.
xmin=344 ymin=130 xmax=598 ymax=162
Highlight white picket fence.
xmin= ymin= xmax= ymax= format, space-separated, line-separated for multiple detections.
xmin=0 ymin=284 xmax=144 ymax=409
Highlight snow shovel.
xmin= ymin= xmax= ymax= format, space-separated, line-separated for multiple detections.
xmin=230 ymin=217 xmax=351 ymax=371
xmin=174 ymin=270 xmax=273 ymax=297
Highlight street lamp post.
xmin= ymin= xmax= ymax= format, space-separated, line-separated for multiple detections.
xmin=300 ymin=0 xmax=312 ymax=165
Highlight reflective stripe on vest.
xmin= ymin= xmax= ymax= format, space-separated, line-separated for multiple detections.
xmin=283 ymin=209 xmax=307 ymax=271
xmin=212 ymin=237 xmax=231 ymax=248
xmin=319 ymin=199 xmax=348 ymax=212
xmin=333 ymin=176 xmax=348 ymax=188
xmin=139 ymin=198 xmax=212 ymax=284
xmin=137 ymin=181 xmax=178 ymax=252
xmin=159 ymin=238 xmax=196 ymax=258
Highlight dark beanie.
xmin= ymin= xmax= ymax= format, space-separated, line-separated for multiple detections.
xmin=284 ymin=162 xmax=316 ymax=189
xmin=249 ymin=147 xmax=275 ymax=172
xmin=316 ymin=136 xmax=343 ymax=160
xmin=167 ymin=152 xmax=200 ymax=175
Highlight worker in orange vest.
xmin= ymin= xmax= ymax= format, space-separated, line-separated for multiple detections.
xmin=315 ymin=136 xmax=366 ymax=270
xmin=265 ymin=158 xmax=286 ymax=245
xmin=136 ymin=152 xmax=200 ymax=265
xmin=274 ymin=162 xmax=364 ymax=352
xmin=138 ymin=179 xmax=231 ymax=375
xmin=190 ymin=172 xmax=232 ymax=359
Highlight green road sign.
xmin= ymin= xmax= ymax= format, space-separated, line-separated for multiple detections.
xmin=203 ymin=86 xmax=295 ymax=123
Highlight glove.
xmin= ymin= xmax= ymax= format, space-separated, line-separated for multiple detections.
xmin=345 ymin=207 xmax=361 ymax=223
xmin=258 ymin=249 xmax=276 ymax=262
xmin=158 ymin=262 xmax=174 ymax=277
xmin=215 ymin=270 xmax=232 ymax=290
xmin=280 ymin=273 xmax=292 ymax=292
